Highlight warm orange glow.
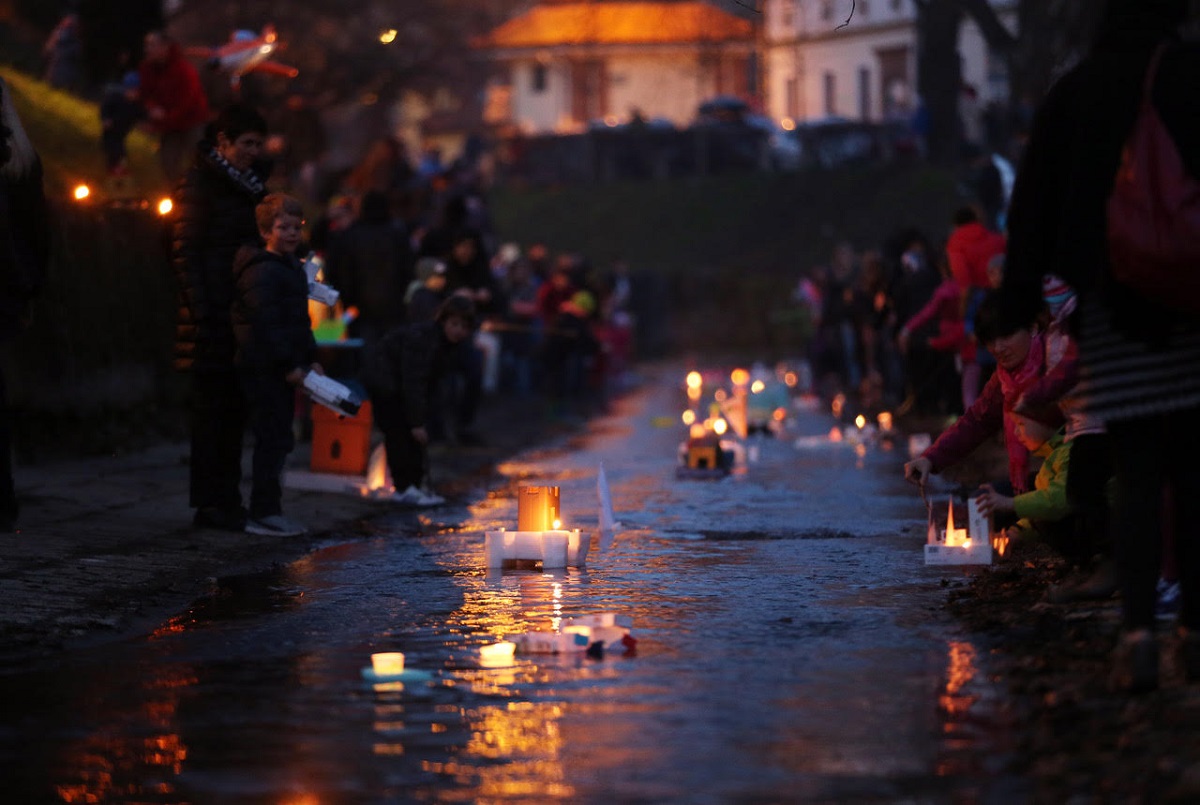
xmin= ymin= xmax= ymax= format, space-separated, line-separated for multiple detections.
xmin=157 ymin=197 xmax=173 ymax=215
xmin=829 ymin=426 xmax=843 ymax=442
xmin=750 ymin=379 xmax=765 ymax=393
xmin=877 ymin=411 xmax=893 ymax=431
xmin=712 ymin=417 xmax=728 ymax=435
xmin=784 ymin=371 xmax=798 ymax=387
xmin=685 ymin=370 xmax=702 ymax=389
xmin=944 ymin=504 xmax=969 ymax=547
xmin=714 ymin=388 xmax=727 ymax=402
xmin=854 ymin=414 xmax=866 ymax=429
xmin=730 ymin=368 xmax=750 ymax=385
xmin=689 ymin=423 xmax=706 ymax=439
xmin=772 ymin=407 xmax=786 ymax=422
xmin=992 ymin=533 xmax=1009 ymax=557
xmin=681 ymin=409 xmax=696 ymax=426
xmin=686 ymin=386 xmax=701 ymax=401
xmin=831 ymin=393 xmax=845 ymax=418
xmin=781 ymin=117 xmax=796 ymax=130
xmin=938 ymin=641 xmax=979 ymax=719
xmin=517 ymin=485 xmax=560 ymax=531
xmin=551 ymin=518 xmax=562 ymax=529
xmin=379 ymin=29 xmax=398 ymax=44
xmin=73 ymin=184 xmax=90 ymax=200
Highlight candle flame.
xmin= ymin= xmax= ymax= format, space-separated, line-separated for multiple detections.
xmin=552 ymin=518 xmax=561 ymax=529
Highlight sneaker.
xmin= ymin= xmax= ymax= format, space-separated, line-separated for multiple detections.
xmin=1157 ymin=579 xmax=1182 ymax=621
xmin=194 ymin=505 xmax=248 ymax=532
xmin=390 ymin=485 xmax=444 ymax=507
xmin=244 ymin=514 xmax=306 ymax=537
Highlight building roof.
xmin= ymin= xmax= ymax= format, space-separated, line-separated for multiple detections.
xmin=476 ymin=2 xmax=754 ymax=49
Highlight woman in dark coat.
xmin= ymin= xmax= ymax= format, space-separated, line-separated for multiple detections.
xmin=0 ymin=78 xmax=50 ymax=531
xmin=171 ymin=103 xmax=269 ymax=531
xmin=1002 ymin=0 xmax=1200 ymax=692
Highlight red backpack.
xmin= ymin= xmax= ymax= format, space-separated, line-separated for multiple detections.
xmin=1106 ymin=45 xmax=1200 ymax=313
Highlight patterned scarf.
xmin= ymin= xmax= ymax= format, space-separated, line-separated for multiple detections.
xmin=997 ymin=329 xmax=1046 ymax=492
xmin=204 ymin=146 xmax=265 ymax=197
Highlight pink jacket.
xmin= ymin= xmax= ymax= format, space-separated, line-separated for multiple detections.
xmin=923 ymin=331 xmax=1049 ymax=492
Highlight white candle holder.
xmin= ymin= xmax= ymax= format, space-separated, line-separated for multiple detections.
xmin=484 ymin=527 xmax=589 ymax=569
xmin=924 ymin=498 xmax=994 ymax=566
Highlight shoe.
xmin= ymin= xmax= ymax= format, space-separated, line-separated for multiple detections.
xmin=389 ymin=485 xmax=444 ymax=507
xmin=244 ymin=514 xmax=306 ymax=537
xmin=1110 ymin=630 xmax=1158 ymax=694
xmin=1046 ymin=560 xmax=1119 ymax=604
xmin=194 ymin=505 xmax=248 ymax=532
xmin=1157 ymin=579 xmax=1182 ymax=621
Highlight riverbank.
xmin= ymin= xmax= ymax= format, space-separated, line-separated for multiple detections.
xmin=0 ymin=391 xmax=596 ymax=668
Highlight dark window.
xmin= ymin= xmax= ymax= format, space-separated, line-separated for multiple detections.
xmin=824 ymin=71 xmax=836 ymax=116
xmin=532 ymin=64 xmax=547 ymax=93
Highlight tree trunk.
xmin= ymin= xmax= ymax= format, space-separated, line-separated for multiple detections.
xmin=915 ymin=0 xmax=964 ymax=166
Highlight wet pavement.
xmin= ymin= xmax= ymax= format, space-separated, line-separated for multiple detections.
xmin=0 ymin=367 xmax=1027 ymax=803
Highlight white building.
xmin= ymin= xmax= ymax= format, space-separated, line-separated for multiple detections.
xmin=474 ymin=1 xmax=756 ymax=134
xmin=762 ymin=0 xmax=1017 ymax=129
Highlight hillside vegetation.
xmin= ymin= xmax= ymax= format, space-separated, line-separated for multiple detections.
xmin=490 ymin=163 xmax=963 ymax=353
xmin=1 ymin=67 xmax=164 ymax=196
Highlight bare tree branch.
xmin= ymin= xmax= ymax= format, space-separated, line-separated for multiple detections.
xmin=835 ymin=0 xmax=856 ymax=30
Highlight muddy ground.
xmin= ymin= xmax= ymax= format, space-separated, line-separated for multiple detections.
xmin=929 ymin=430 xmax=1200 ymax=804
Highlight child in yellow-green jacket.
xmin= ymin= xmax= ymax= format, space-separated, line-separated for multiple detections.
xmin=975 ymin=413 xmax=1074 ymax=546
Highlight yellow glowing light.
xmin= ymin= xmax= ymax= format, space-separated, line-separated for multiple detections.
xmin=379 ymin=29 xmax=398 ymax=43
xmin=552 ymin=518 xmax=562 ymax=529
xmin=855 ymin=414 xmax=866 ymax=429
xmin=781 ymin=117 xmax=796 ymax=131
xmin=686 ymin=371 xmax=702 ymax=389
xmin=992 ymin=534 xmax=1009 ymax=557
xmin=157 ymin=197 xmax=173 ymax=216
xmin=877 ymin=411 xmax=893 ymax=431
xmin=682 ymin=410 xmax=696 ymax=426
xmin=751 ymin=380 xmax=765 ymax=394
xmin=687 ymin=386 xmax=701 ymax=401
xmin=944 ymin=504 xmax=969 ymax=547
xmin=479 ymin=641 xmax=516 ymax=661
xmin=731 ymin=368 xmax=750 ymax=385
xmin=73 ymin=184 xmax=90 ymax=200
xmin=689 ymin=423 xmax=707 ymax=439
xmin=371 ymin=652 xmax=405 ymax=676
xmin=712 ymin=418 xmax=728 ymax=435
xmin=784 ymin=371 xmax=798 ymax=387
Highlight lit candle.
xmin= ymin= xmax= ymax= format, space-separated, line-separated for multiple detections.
xmin=371 ymin=652 xmax=405 ymax=676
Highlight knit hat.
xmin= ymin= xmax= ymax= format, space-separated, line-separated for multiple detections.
xmin=1042 ymin=274 xmax=1076 ymax=320
xmin=415 ymin=257 xmax=446 ymax=281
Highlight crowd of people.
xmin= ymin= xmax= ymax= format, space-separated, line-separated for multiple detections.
xmin=18 ymin=0 xmax=1200 ymax=698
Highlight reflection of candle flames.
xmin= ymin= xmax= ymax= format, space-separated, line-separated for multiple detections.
xmin=855 ymin=414 xmax=866 ymax=429
xmin=938 ymin=641 xmax=979 ymax=719
xmin=992 ymin=533 xmax=1009 ymax=557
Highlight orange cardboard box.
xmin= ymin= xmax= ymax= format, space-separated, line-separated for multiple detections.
xmin=311 ymin=400 xmax=373 ymax=475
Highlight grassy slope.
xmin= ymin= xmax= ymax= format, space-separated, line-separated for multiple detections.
xmin=1 ymin=67 xmax=165 ymax=197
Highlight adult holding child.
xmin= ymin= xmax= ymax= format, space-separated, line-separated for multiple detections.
xmin=1001 ymin=0 xmax=1200 ymax=692
xmin=172 ymin=103 xmax=269 ymax=532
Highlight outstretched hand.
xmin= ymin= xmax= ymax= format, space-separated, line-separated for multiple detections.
xmin=975 ymin=483 xmax=1015 ymax=516
xmin=904 ymin=456 xmax=932 ymax=485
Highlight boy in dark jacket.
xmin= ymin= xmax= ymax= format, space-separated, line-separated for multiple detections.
xmin=361 ymin=295 xmax=476 ymax=506
xmin=232 ymin=193 xmax=321 ymax=536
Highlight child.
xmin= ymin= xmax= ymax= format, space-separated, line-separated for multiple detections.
xmin=975 ymin=412 xmax=1076 ymax=550
xmin=405 ymin=256 xmax=447 ymax=323
xmin=99 ymin=71 xmax=143 ymax=176
xmin=360 ymin=295 xmax=477 ymax=507
xmin=232 ymin=193 xmax=322 ymax=536
xmin=905 ymin=289 xmax=1056 ymax=496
